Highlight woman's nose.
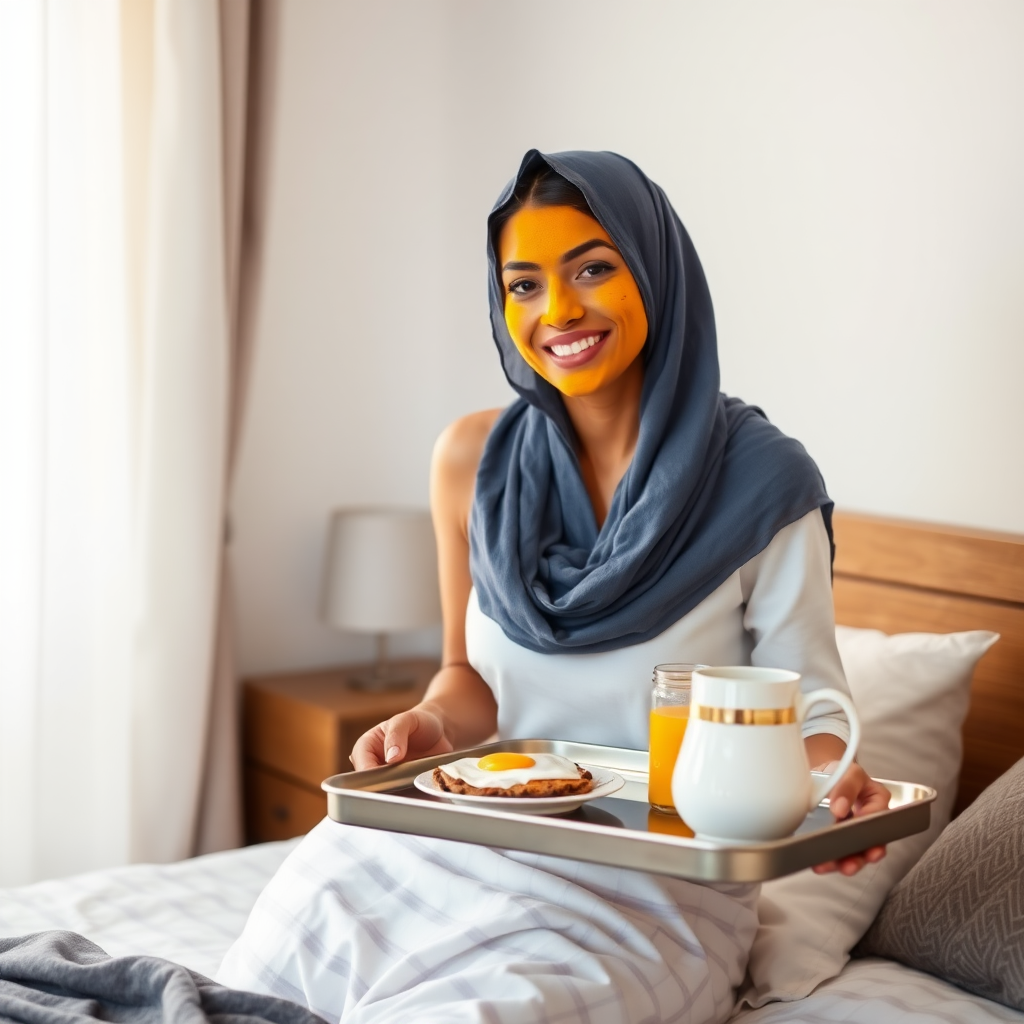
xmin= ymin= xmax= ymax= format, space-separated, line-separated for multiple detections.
xmin=541 ymin=278 xmax=584 ymax=329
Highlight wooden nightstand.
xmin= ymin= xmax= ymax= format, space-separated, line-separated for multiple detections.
xmin=242 ymin=658 xmax=437 ymax=843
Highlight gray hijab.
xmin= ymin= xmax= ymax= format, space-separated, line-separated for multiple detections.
xmin=470 ymin=149 xmax=832 ymax=654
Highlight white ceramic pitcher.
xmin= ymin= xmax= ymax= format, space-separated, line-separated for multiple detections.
xmin=671 ymin=666 xmax=861 ymax=842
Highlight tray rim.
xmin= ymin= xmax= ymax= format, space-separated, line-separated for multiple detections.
xmin=321 ymin=739 xmax=937 ymax=882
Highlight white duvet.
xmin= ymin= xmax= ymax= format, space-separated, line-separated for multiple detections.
xmin=1 ymin=832 xmax=1020 ymax=1024
xmin=217 ymin=819 xmax=759 ymax=1024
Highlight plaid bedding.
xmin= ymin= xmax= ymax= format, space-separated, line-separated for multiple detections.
xmin=0 ymin=840 xmax=298 ymax=978
xmin=3 ymin=829 xmax=1021 ymax=1022
xmin=217 ymin=819 xmax=760 ymax=1024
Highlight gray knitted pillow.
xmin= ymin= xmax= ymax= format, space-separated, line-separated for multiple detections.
xmin=856 ymin=756 xmax=1024 ymax=1010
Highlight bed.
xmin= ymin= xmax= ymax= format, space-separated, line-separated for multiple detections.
xmin=2 ymin=511 xmax=1022 ymax=1022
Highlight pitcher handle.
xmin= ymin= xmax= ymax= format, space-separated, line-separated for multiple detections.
xmin=795 ymin=688 xmax=862 ymax=810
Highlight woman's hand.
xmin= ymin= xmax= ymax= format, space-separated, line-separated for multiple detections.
xmin=812 ymin=761 xmax=891 ymax=876
xmin=350 ymin=704 xmax=455 ymax=771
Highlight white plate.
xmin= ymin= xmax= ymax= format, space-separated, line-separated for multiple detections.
xmin=413 ymin=765 xmax=625 ymax=816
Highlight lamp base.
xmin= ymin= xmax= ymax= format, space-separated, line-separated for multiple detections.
xmin=345 ymin=634 xmax=419 ymax=691
xmin=346 ymin=666 xmax=417 ymax=691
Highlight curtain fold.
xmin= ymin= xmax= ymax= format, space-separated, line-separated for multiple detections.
xmin=0 ymin=0 xmax=255 ymax=883
xmin=194 ymin=0 xmax=265 ymax=857
xmin=128 ymin=0 xmax=232 ymax=864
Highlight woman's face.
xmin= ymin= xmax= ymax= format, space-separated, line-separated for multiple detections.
xmin=498 ymin=205 xmax=648 ymax=398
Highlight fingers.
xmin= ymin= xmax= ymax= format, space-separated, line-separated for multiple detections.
xmin=813 ymin=846 xmax=886 ymax=876
xmin=349 ymin=709 xmax=452 ymax=771
xmin=382 ymin=710 xmax=420 ymax=764
xmin=828 ymin=765 xmax=890 ymax=822
xmin=350 ymin=722 xmax=388 ymax=771
xmin=827 ymin=776 xmax=858 ymax=822
xmin=349 ymin=711 xmax=423 ymax=770
xmin=814 ymin=766 xmax=892 ymax=875
xmin=856 ymin=778 xmax=892 ymax=816
xmin=835 ymin=780 xmax=892 ymax=822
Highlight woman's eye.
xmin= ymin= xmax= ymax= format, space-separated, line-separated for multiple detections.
xmin=508 ymin=279 xmax=538 ymax=296
xmin=578 ymin=261 xmax=613 ymax=280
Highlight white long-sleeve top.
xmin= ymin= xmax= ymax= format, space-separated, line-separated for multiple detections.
xmin=466 ymin=508 xmax=851 ymax=750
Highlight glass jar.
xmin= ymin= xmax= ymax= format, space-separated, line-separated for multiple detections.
xmin=648 ymin=663 xmax=704 ymax=814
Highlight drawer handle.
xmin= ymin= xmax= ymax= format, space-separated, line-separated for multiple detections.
xmin=271 ymin=805 xmax=290 ymax=822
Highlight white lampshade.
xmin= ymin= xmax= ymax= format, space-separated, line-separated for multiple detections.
xmin=321 ymin=507 xmax=441 ymax=634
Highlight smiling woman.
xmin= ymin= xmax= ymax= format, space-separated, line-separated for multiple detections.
xmin=499 ymin=201 xmax=650 ymax=521
xmin=218 ymin=150 xmax=888 ymax=1024
xmin=497 ymin=201 xmax=648 ymax=398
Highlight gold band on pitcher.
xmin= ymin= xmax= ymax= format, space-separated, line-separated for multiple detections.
xmin=691 ymin=704 xmax=797 ymax=726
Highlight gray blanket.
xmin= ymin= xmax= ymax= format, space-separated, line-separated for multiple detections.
xmin=0 ymin=932 xmax=325 ymax=1024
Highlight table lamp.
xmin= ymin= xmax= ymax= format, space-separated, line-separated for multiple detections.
xmin=320 ymin=507 xmax=442 ymax=689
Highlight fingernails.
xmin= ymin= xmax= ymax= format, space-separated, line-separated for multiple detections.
xmin=832 ymin=797 xmax=850 ymax=819
xmin=385 ymin=746 xmax=400 ymax=763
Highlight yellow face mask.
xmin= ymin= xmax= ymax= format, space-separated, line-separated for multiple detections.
xmin=498 ymin=205 xmax=648 ymax=398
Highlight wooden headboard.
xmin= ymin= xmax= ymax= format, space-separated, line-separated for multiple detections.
xmin=832 ymin=511 xmax=1024 ymax=815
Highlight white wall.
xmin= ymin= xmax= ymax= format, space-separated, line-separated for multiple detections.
xmin=232 ymin=0 xmax=1024 ymax=676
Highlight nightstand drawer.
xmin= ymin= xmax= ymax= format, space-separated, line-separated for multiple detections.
xmin=241 ymin=659 xmax=437 ymax=844
xmin=244 ymin=687 xmax=340 ymax=789
xmin=244 ymin=763 xmax=326 ymax=843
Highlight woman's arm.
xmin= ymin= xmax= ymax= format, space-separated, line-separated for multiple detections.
xmin=350 ymin=411 xmax=500 ymax=770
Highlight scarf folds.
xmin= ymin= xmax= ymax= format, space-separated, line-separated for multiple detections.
xmin=470 ymin=150 xmax=832 ymax=655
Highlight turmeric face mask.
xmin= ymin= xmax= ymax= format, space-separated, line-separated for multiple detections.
xmin=498 ymin=205 xmax=648 ymax=398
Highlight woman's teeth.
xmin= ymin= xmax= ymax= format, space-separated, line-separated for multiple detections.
xmin=550 ymin=334 xmax=601 ymax=357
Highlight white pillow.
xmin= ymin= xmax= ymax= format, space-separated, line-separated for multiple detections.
xmin=739 ymin=625 xmax=999 ymax=1009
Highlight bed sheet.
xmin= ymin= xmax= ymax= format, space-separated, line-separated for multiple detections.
xmin=0 ymin=838 xmax=300 ymax=979
xmin=735 ymin=957 xmax=1024 ymax=1024
xmin=3 ymin=841 xmax=1021 ymax=1022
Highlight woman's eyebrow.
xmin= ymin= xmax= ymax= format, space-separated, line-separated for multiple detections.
xmin=502 ymin=239 xmax=618 ymax=274
xmin=560 ymin=239 xmax=618 ymax=263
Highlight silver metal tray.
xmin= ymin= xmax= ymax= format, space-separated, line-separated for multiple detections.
xmin=322 ymin=739 xmax=936 ymax=883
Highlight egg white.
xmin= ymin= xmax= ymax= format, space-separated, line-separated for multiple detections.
xmin=439 ymin=752 xmax=584 ymax=789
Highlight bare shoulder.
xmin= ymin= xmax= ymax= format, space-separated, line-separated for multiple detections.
xmin=431 ymin=409 xmax=502 ymax=535
xmin=433 ymin=408 xmax=502 ymax=479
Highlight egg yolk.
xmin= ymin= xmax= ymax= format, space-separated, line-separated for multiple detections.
xmin=477 ymin=753 xmax=536 ymax=772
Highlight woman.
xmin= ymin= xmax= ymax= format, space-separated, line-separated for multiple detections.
xmin=218 ymin=150 xmax=887 ymax=1024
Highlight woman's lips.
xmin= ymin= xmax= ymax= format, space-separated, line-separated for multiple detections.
xmin=541 ymin=330 xmax=608 ymax=368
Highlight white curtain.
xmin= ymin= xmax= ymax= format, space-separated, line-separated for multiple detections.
xmin=0 ymin=0 xmax=248 ymax=885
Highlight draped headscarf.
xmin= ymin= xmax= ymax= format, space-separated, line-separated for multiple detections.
xmin=470 ymin=149 xmax=832 ymax=654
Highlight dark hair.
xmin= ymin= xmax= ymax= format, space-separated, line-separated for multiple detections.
xmin=490 ymin=165 xmax=595 ymax=253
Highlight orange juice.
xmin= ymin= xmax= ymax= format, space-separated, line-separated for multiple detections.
xmin=646 ymin=807 xmax=695 ymax=838
xmin=648 ymin=705 xmax=690 ymax=812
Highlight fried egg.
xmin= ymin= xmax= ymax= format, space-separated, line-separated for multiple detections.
xmin=438 ymin=752 xmax=584 ymax=789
